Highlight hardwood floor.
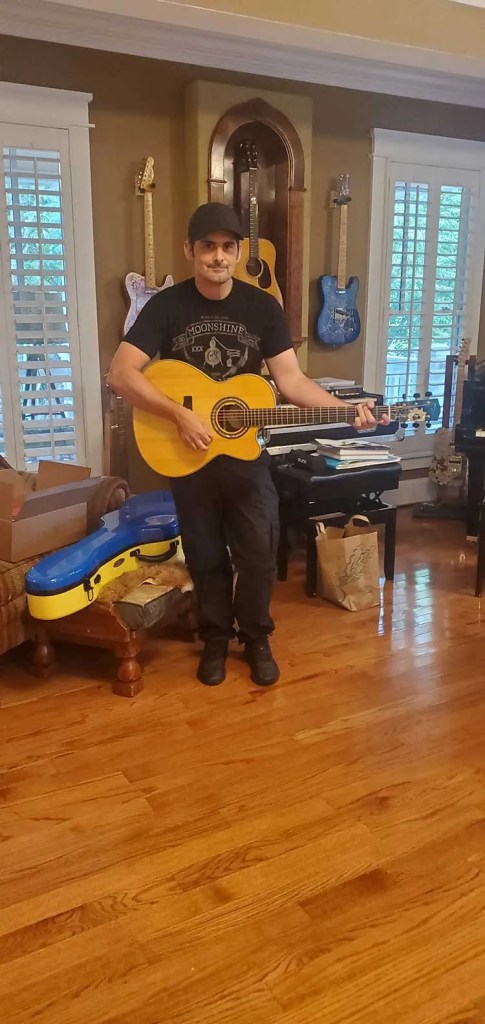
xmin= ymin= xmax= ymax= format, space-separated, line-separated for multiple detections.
xmin=0 ymin=509 xmax=484 ymax=1024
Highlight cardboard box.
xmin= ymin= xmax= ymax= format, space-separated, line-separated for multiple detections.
xmin=0 ymin=460 xmax=100 ymax=562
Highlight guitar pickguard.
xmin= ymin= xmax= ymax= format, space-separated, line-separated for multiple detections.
xmin=316 ymin=275 xmax=361 ymax=347
xmin=123 ymin=272 xmax=174 ymax=335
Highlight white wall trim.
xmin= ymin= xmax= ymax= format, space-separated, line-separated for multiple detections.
xmin=0 ymin=81 xmax=92 ymax=128
xmin=381 ymin=476 xmax=436 ymax=508
xmin=372 ymin=128 xmax=485 ymax=168
xmin=0 ymin=82 xmax=102 ymax=472
xmin=3 ymin=0 xmax=485 ymax=108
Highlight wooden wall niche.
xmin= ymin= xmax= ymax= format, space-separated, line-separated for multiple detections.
xmin=208 ymin=99 xmax=306 ymax=347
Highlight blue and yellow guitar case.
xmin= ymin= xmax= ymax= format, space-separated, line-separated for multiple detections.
xmin=26 ymin=491 xmax=181 ymax=621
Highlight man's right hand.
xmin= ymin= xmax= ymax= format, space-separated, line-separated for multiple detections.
xmin=174 ymin=406 xmax=212 ymax=451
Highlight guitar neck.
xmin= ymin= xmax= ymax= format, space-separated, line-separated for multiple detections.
xmin=336 ymin=204 xmax=348 ymax=290
xmin=144 ymin=191 xmax=156 ymax=289
xmin=248 ymin=168 xmax=259 ymax=260
xmin=246 ymin=403 xmax=394 ymax=427
xmin=452 ymin=338 xmax=471 ymax=438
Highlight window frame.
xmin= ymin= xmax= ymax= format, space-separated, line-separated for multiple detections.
xmin=0 ymin=82 xmax=102 ymax=472
xmin=363 ymin=129 xmax=485 ymax=405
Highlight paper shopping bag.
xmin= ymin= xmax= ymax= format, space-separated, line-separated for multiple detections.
xmin=315 ymin=515 xmax=380 ymax=611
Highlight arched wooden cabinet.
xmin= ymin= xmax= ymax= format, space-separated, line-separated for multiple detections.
xmin=207 ymin=98 xmax=306 ymax=348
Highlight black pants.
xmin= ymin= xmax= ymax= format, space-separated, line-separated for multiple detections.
xmin=170 ymin=455 xmax=280 ymax=643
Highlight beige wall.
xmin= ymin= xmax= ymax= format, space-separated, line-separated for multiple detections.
xmin=0 ymin=33 xmax=484 ymax=481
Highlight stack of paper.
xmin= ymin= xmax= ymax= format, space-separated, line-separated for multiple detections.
xmin=314 ymin=437 xmax=401 ymax=471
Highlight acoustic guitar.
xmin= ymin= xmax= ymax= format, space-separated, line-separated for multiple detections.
xmin=132 ymin=360 xmax=440 ymax=478
xmin=233 ymin=140 xmax=283 ymax=306
xmin=123 ymin=157 xmax=174 ymax=336
xmin=316 ymin=174 xmax=361 ymax=347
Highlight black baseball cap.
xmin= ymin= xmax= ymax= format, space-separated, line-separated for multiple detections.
xmin=187 ymin=202 xmax=244 ymax=244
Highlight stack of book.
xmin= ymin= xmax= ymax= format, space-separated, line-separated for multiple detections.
xmin=314 ymin=437 xmax=401 ymax=471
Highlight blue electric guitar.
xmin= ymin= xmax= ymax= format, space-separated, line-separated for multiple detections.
xmin=316 ymin=174 xmax=361 ymax=347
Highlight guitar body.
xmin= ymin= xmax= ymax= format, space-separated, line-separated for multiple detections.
xmin=123 ymin=272 xmax=174 ymax=335
xmin=316 ymin=274 xmax=361 ymax=347
xmin=133 ymin=360 xmax=276 ymax=478
xmin=429 ymin=425 xmax=467 ymax=490
xmin=428 ymin=337 xmax=471 ymax=491
xmin=234 ymin=237 xmax=283 ymax=305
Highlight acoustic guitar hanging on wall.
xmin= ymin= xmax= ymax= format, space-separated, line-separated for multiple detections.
xmin=233 ymin=140 xmax=283 ymax=306
xmin=316 ymin=174 xmax=361 ymax=347
xmin=123 ymin=156 xmax=174 ymax=336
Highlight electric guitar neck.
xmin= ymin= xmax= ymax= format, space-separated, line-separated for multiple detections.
xmin=123 ymin=156 xmax=173 ymax=336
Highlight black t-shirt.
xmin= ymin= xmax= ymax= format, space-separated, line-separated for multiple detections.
xmin=124 ymin=277 xmax=293 ymax=381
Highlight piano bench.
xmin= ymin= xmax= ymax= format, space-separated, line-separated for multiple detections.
xmin=273 ymin=461 xmax=401 ymax=595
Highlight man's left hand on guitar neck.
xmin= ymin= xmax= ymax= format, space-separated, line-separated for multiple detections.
xmin=266 ymin=349 xmax=390 ymax=429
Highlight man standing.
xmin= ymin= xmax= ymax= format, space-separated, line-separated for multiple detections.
xmin=108 ymin=203 xmax=384 ymax=687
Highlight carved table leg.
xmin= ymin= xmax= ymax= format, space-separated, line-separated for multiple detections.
xmin=30 ymin=638 xmax=57 ymax=678
xmin=112 ymin=636 xmax=144 ymax=697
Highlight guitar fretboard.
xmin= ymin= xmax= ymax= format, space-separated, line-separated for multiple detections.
xmin=337 ymin=203 xmax=348 ymax=291
xmin=144 ymin=191 xmax=156 ymax=289
xmin=220 ymin=404 xmax=397 ymax=427
xmin=248 ymin=168 xmax=259 ymax=260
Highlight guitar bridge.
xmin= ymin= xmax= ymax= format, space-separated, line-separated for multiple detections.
xmin=182 ymin=396 xmax=193 ymax=410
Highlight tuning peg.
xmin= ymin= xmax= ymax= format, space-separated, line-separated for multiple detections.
xmin=413 ymin=421 xmax=420 ymax=430
xmin=413 ymin=392 xmax=421 ymax=399
xmin=402 ymin=393 xmax=407 ymax=401
xmin=425 ymin=390 xmax=432 ymax=397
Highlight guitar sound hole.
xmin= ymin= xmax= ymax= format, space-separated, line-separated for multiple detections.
xmin=216 ymin=402 xmax=246 ymax=436
xmin=246 ymin=257 xmax=263 ymax=279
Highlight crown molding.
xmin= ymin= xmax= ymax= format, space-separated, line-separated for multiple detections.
xmin=2 ymin=0 xmax=485 ymax=108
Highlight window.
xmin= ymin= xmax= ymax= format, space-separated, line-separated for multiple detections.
xmin=364 ymin=129 xmax=485 ymax=421
xmin=0 ymin=84 xmax=102 ymax=471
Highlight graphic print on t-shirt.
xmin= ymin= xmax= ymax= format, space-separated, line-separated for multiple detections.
xmin=172 ymin=316 xmax=262 ymax=380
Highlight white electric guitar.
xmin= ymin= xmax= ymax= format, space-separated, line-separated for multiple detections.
xmin=123 ymin=156 xmax=174 ymax=336
xmin=429 ymin=336 xmax=471 ymax=490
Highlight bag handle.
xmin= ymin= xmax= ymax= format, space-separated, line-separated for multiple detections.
xmin=346 ymin=515 xmax=371 ymax=528
xmin=343 ymin=514 xmax=375 ymax=538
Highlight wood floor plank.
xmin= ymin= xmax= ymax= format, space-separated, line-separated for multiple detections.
xmin=0 ymin=509 xmax=484 ymax=1023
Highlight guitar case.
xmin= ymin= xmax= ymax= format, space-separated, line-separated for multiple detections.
xmin=26 ymin=491 xmax=181 ymax=621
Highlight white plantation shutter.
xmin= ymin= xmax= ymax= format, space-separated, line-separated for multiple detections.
xmin=365 ymin=131 xmax=485 ymax=422
xmin=0 ymin=85 xmax=102 ymax=472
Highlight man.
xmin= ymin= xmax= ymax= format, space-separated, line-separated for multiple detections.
xmin=108 ymin=202 xmax=387 ymax=687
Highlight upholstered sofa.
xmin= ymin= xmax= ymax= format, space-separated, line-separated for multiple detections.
xmin=0 ymin=468 xmax=130 ymax=658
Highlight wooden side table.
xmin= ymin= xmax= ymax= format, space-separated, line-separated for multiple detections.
xmin=26 ymin=585 xmax=196 ymax=697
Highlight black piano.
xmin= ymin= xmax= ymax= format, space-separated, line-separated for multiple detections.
xmin=454 ymin=361 xmax=485 ymax=538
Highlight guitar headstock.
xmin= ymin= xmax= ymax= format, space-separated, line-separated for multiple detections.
xmin=135 ymin=157 xmax=155 ymax=196
xmin=334 ymin=173 xmax=352 ymax=206
xmin=392 ymin=394 xmax=441 ymax=426
xmin=237 ymin=139 xmax=258 ymax=172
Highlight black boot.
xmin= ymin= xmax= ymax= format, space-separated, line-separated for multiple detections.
xmin=197 ymin=640 xmax=228 ymax=686
xmin=244 ymin=638 xmax=279 ymax=686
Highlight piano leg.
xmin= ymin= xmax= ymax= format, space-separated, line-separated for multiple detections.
xmin=465 ymin=454 xmax=485 ymax=541
xmin=476 ymin=514 xmax=485 ymax=597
